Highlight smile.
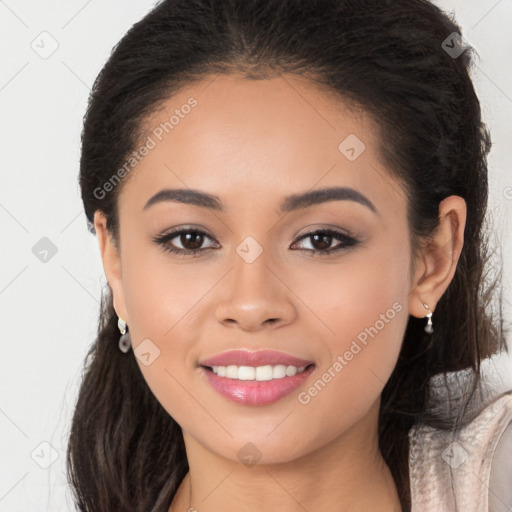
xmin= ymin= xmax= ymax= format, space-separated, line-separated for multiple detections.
xmin=207 ymin=364 xmax=309 ymax=380
xmin=201 ymin=363 xmax=316 ymax=406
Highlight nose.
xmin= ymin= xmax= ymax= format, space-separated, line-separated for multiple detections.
xmin=214 ymin=249 xmax=297 ymax=332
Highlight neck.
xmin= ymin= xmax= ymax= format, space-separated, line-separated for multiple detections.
xmin=169 ymin=399 xmax=402 ymax=512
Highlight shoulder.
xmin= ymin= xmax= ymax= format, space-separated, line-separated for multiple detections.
xmin=489 ymin=398 xmax=512 ymax=512
xmin=408 ymin=390 xmax=512 ymax=512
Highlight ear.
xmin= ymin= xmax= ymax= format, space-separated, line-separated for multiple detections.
xmin=93 ymin=210 xmax=129 ymax=323
xmin=408 ymin=195 xmax=467 ymax=319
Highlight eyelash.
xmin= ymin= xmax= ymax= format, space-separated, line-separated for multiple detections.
xmin=152 ymin=226 xmax=360 ymax=258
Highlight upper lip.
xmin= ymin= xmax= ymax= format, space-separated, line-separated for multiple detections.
xmin=199 ymin=349 xmax=314 ymax=368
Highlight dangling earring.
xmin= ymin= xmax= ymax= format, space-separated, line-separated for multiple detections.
xmin=117 ymin=317 xmax=131 ymax=352
xmin=423 ymin=303 xmax=434 ymax=334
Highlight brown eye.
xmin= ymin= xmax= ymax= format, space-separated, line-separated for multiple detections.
xmin=291 ymin=229 xmax=359 ymax=256
xmin=153 ymin=226 xmax=359 ymax=258
xmin=309 ymin=233 xmax=334 ymax=251
xmin=178 ymin=232 xmax=205 ymax=251
xmin=152 ymin=227 xmax=218 ymax=257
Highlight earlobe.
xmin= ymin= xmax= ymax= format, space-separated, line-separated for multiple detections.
xmin=93 ymin=210 xmax=128 ymax=322
xmin=408 ymin=195 xmax=467 ymax=319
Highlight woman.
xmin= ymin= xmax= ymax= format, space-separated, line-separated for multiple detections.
xmin=67 ymin=0 xmax=512 ymax=510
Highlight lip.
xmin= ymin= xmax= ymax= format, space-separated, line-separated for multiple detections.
xmin=199 ymin=350 xmax=316 ymax=406
xmin=199 ymin=349 xmax=314 ymax=368
xmin=201 ymin=364 xmax=316 ymax=406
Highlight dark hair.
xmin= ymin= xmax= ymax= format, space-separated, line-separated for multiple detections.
xmin=67 ymin=1 xmax=508 ymax=510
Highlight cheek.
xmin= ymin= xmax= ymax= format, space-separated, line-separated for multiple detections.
xmin=120 ymin=231 xmax=211 ymax=344
xmin=293 ymin=241 xmax=411 ymax=429
xmin=118 ymin=235 xmax=250 ymax=424
xmin=298 ymin=236 xmax=410 ymax=347
xmin=119 ymin=254 xmax=205 ymax=434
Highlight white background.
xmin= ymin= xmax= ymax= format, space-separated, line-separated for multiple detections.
xmin=1 ymin=1 xmax=511 ymax=510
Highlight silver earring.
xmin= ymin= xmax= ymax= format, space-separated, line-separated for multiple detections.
xmin=423 ymin=303 xmax=434 ymax=334
xmin=117 ymin=317 xmax=131 ymax=352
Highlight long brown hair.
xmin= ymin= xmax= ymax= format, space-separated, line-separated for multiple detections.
xmin=67 ymin=1 xmax=509 ymax=510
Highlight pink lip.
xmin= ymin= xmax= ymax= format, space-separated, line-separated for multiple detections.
xmin=201 ymin=364 xmax=316 ymax=406
xmin=198 ymin=349 xmax=316 ymax=406
xmin=199 ymin=349 xmax=314 ymax=368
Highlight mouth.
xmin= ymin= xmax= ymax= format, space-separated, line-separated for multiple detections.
xmin=201 ymin=362 xmax=315 ymax=381
xmin=198 ymin=348 xmax=314 ymax=369
xmin=198 ymin=349 xmax=316 ymax=406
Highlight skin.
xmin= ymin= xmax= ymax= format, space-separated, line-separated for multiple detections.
xmin=94 ymin=73 xmax=466 ymax=511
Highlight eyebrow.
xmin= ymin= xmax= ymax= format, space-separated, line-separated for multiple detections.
xmin=143 ymin=186 xmax=377 ymax=214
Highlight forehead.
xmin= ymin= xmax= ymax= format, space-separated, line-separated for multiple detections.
xmin=141 ymin=73 xmax=378 ymax=161
xmin=118 ymin=74 xmax=404 ymax=215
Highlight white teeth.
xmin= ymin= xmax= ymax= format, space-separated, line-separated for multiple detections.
xmin=272 ymin=365 xmax=287 ymax=379
xmin=210 ymin=364 xmax=309 ymax=381
xmin=286 ymin=366 xmax=298 ymax=377
xmin=256 ymin=365 xmax=273 ymax=381
xmin=238 ymin=366 xmax=255 ymax=380
xmin=226 ymin=365 xmax=238 ymax=378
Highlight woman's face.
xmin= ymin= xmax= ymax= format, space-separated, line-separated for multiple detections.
xmin=97 ymin=74 xmax=422 ymax=465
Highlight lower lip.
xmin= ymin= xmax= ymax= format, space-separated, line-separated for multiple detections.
xmin=201 ymin=365 xmax=315 ymax=406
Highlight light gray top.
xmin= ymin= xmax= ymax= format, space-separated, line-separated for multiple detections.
xmin=408 ymin=352 xmax=512 ymax=511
